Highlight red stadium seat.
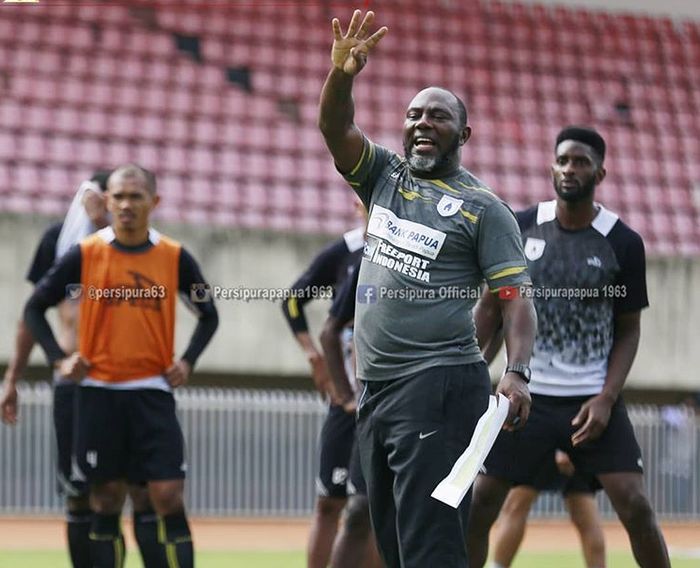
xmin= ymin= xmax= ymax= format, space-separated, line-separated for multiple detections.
xmin=0 ymin=132 xmax=15 ymax=160
xmin=0 ymin=1 xmax=697 ymax=244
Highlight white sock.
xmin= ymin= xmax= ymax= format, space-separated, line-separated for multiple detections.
xmin=489 ymin=563 xmax=507 ymax=568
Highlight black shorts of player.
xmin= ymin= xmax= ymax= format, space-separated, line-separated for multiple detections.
xmin=485 ymin=394 xmax=643 ymax=486
xmin=53 ymin=383 xmax=88 ymax=498
xmin=521 ymin=453 xmax=601 ymax=496
xmin=357 ymin=363 xmax=492 ymax=568
xmin=75 ymin=386 xmax=186 ymax=483
xmin=316 ymin=404 xmax=356 ymax=498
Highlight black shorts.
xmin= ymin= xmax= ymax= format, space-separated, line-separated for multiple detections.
xmin=524 ymin=455 xmax=601 ymax=496
xmin=53 ymin=383 xmax=88 ymax=498
xmin=75 ymin=387 xmax=186 ymax=483
xmin=485 ymin=394 xmax=643 ymax=486
xmin=357 ymin=363 xmax=492 ymax=568
xmin=316 ymin=404 xmax=356 ymax=498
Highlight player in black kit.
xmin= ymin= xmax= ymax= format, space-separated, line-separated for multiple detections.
xmin=282 ymin=226 xmax=364 ymax=568
xmin=467 ymin=127 xmax=670 ymax=568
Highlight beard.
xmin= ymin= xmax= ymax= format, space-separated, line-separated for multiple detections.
xmin=406 ymin=153 xmax=439 ymax=172
xmin=404 ymin=134 xmax=461 ymax=174
xmin=554 ymin=176 xmax=596 ymax=203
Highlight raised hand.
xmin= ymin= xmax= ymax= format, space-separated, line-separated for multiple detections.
xmin=331 ymin=10 xmax=387 ymax=76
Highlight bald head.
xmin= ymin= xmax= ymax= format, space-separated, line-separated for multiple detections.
xmin=410 ymin=87 xmax=467 ymax=129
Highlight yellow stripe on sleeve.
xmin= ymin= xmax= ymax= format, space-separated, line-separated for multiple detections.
xmin=349 ymin=140 xmax=370 ymax=176
xmin=287 ymin=297 xmax=299 ymax=319
xmin=460 ymin=209 xmax=479 ymax=223
xmin=488 ymin=266 xmax=527 ymax=280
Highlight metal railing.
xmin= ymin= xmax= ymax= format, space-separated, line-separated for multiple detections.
xmin=1 ymin=383 xmax=698 ymax=520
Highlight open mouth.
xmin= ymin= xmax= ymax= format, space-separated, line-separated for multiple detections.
xmin=413 ymin=137 xmax=437 ymax=154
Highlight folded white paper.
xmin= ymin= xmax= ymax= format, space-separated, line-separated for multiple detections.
xmin=431 ymin=393 xmax=510 ymax=508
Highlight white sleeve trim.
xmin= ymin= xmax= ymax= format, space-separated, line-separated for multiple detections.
xmin=343 ymin=226 xmax=366 ymax=253
xmin=591 ymin=204 xmax=619 ymax=237
xmin=536 ymin=200 xmax=557 ymax=225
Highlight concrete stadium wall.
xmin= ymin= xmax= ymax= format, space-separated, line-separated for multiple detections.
xmin=0 ymin=212 xmax=337 ymax=380
xmin=496 ymin=0 xmax=700 ymax=20
xmin=1 ymin=213 xmax=698 ymax=389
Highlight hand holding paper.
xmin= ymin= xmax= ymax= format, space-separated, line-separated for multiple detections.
xmin=431 ymin=393 xmax=510 ymax=508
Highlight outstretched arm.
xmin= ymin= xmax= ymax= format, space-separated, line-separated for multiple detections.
xmin=318 ymin=10 xmax=387 ymax=173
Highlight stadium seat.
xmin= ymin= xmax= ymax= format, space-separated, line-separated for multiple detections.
xmin=0 ymin=1 xmax=697 ymax=246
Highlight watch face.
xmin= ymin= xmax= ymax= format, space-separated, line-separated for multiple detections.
xmin=508 ymin=364 xmax=530 ymax=382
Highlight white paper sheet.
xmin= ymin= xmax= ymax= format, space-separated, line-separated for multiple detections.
xmin=431 ymin=393 xmax=510 ymax=508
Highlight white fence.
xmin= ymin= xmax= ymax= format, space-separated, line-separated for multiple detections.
xmin=1 ymin=383 xmax=698 ymax=520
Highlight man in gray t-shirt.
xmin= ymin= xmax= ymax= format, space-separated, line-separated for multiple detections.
xmin=346 ymin=139 xmax=533 ymax=382
xmin=318 ymin=10 xmax=537 ymax=568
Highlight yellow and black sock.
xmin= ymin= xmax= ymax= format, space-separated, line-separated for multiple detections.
xmin=158 ymin=512 xmax=194 ymax=568
xmin=134 ymin=508 xmax=165 ymax=567
xmin=89 ymin=513 xmax=125 ymax=568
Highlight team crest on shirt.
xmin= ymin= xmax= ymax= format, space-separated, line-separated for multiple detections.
xmin=524 ymin=237 xmax=546 ymax=261
xmin=436 ymin=195 xmax=463 ymax=217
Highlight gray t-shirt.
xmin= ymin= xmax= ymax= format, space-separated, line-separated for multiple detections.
xmin=344 ymin=138 xmax=531 ymax=381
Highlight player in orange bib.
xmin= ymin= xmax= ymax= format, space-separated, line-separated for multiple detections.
xmin=25 ymin=165 xmax=219 ymax=568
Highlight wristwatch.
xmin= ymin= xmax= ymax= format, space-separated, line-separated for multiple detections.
xmin=505 ymin=363 xmax=531 ymax=384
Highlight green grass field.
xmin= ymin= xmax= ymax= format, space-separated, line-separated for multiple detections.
xmin=0 ymin=550 xmax=698 ymax=568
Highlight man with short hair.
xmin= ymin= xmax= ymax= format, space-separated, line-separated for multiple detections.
xmin=1 ymin=171 xmax=163 ymax=568
xmin=467 ymin=126 xmax=671 ymax=568
xmin=24 ymin=164 xmax=218 ymax=568
xmin=318 ymin=10 xmax=537 ymax=567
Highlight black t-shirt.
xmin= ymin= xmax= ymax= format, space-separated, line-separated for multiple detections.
xmin=26 ymin=222 xmax=62 ymax=285
xmin=281 ymin=227 xmax=364 ymax=334
xmin=517 ymin=200 xmax=648 ymax=396
xmin=329 ymin=257 xmax=361 ymax=326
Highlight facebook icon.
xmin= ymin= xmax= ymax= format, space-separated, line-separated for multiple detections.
xmin=357 ymin=284 xmax=377 ymax=304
